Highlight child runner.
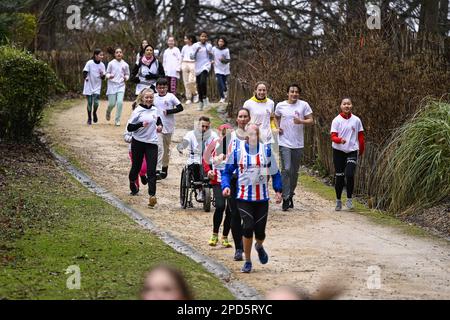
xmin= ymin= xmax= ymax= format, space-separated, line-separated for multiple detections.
xmin=105 ymin=47 xmax=130 ymax=126
xmin=212 ymin=37 xmax=231 ymax=103
xmin=181 ymin=35 xmax=199 ymax=104
xmin=162 ymin=36 xmax=182 ymax=95
xmin=203 ymin=123 xmax=233 ymax=248
xmin=154 ymin=77 xmax=184 ymax=179
xmin=131 ymin=44 xmax=165 ymax=95
xmin=124 ymin=90 xmax=149 ymax=193
xmin=222 ymin=124 xmax=282 ymax=273
xmin=82 ymin=48 xmax=105 ymax=125
xmin=126 ymin=88 xmax=163 ymax=208
xmin=274 ymin=84 xmax=314 ymax=211
xmin=330 ymin=97 xmax=365 ymax=211
xmin=190 ymin=31 xmax=213 ymax=111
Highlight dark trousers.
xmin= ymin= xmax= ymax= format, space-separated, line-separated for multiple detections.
xmin=333 ymin=148 xmax=358 ymax=200
xmin=229 ymin=176 xmax=243 ymax=250
xmin=196 ymin=70 xmax=208 ymax=102
xmin=237 ymin=200 xmax=269 ymax=241
xmin=216 ymin=74 xmax=228 ymax=99
xmin=129 ymin=139 xmax=158 ymax=196
xmin=212 ymin=184 xmax=231 ymax=236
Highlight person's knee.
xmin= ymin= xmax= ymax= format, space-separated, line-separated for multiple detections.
xmin=242 ymin=226 xmax=253 ymax=238
xmin=255 ymin=231 xmax=266 ymax=241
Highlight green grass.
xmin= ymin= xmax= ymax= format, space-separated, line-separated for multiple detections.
xmin=207 ymin=106 xmax=227 ymax=128
xmin=299 ymin=172 xmax=429 ymax=237
xmin=0 ymin=99 xmax=234 ymax=300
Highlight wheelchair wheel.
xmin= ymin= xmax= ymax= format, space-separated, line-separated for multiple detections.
xmin=180 ymin=167 xmax=189 ymax=209
xmin=203 ymin=187 xmax=211 ymax=212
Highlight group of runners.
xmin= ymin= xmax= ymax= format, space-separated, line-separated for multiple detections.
xmin=81 ymin=31 xmax=365 ymax=274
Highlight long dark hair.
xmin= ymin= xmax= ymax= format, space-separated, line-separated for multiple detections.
xmin=91 ymin=48 xmax=103 ymax=61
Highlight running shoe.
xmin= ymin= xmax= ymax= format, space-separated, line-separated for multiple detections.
xmin=193 ymin=95 xmax=199 ymax=103
xmin=87 ymin=118 xmax=92 ymax=125
xmin=208 ymin=234 xmax=218 ymax=246
xmin=282 ymin=199 xmax=289 ymax=211
xmin=129 ymin=182 xmax=139 ymax=195
xmin=115 ymin=121 xmax=121 ymax=126
xmin=156 ymin=171 xmax=162 ymax=181
xmin=241 ymin=261 xmax=252 ymax=273
xmin=289 ymin=197 xmax=294 ymax=208
xmin=93 ymin=112 xmax=98 ymax=123
xmin=185 ymin=100 xmax=192 ymax=105
xmin=197 ymin=101 xmax=204 ymax=111
xmin=221 ymin=238 xmax=232 ymax=248
xmin=219 ymin=98 xmax=225 ymax=103
xmin=106 ymin=111 xmax=111 ymax=121
xmin=148 ymin=196 xmax=157 ymax=208
xmin=255 ymin=243 xmax=268 ymax=264
xmin=335 ymin=199 xmax=342 ymax=211
xmin=346 ymin=198 xmax=353 ymax=210
xmin=234 ymin=249 xmax=243 ymax=261
xmin=140 ymin=175 xmax=148 ymax=185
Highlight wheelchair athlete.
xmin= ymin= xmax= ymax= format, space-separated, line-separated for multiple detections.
xmin=177 ymin=116 xmax=218 ymax=201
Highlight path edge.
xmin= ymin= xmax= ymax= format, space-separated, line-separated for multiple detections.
xmin=40 ymin=136 xmax=261 ymax=300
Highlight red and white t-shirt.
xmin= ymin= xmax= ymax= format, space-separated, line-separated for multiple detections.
xmin=330 ymin=114 xmax=364 ymax=153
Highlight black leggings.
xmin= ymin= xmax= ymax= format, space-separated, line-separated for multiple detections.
xmin=212 ymin=184 xmax=231 ymax=236
xmin=333 ymin=148 xmax=358 ymax=200
xmin=237 ymin=200 xmax=269 ymax=241
xmin=196 ymin=70 xmax=208 ymax=102
xmin=129 ymin=138 xmax=158 ymax=196
xmin=229 ymin=176 xmax=243 ymax=249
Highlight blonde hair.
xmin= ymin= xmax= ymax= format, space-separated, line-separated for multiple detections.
xmin=133 ymin=88 xmax=155 ymax=108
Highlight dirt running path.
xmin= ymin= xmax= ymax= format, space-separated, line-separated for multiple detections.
xmin=45 ymin=99 xmax=450 ymax=299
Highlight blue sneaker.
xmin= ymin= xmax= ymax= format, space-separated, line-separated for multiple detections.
xmin=234 ymin=249 xmax=243 ymax=261
xmin=255 ymin=244 xmax=269 ymax=264
xmin=241 ymin=261 xmax=252 ymax=273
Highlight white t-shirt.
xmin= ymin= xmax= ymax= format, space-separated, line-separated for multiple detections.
xmin=275 ymin=100 xmax=313 ymax=149
xmin=105 ymin=59 xmax=130 ymax=95
xmin=82 ymin=60 xmax=105 ymax=95
xmin=212 ymin=47 xmax=230 ymax=75
xmin=243 ymin=98 xmax=275 ymax=144
xmin=182 ymin=130 xmax=218 ymax=165
xmin=330 ymin=114 xmax=364 ymax=153
xmin=163 ymin=47 xmax=182 ymax=78
xmin=128 ymin=105 xmax=160 ymax=145
xmin=191 ymin=42 xmax=213 ymax=75
xmin=181 ymin=44 xmax=195 ymax=62
xmin=153 ymin=93 xmax=181 ymax=134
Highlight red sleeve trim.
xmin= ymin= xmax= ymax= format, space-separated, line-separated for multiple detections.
xmin=331 ymin=132 xmax=342 ymax=144
xmin=358 ymin=131 xmax=365 ymax=155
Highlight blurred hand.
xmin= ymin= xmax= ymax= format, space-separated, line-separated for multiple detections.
xmin=143 ymin=121 xmax=149 ymax=127
xmin=156 ymin=125 xmax=163 ymax=133
xmin=207 ymin=170 xmax=215 ymax=179
xmin=275 ymin=192 xmax=282 ymax=204
xmin=341 ymin=138 xmax=346 ymax=144
xmin=223 ymin=188 xmax=231 ymax=197
xmin=293 ymin=117 xmax=303 ymax=125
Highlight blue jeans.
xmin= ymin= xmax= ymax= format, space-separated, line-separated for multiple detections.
xmin=107 ymin=91 xmax=125 ymax=123
xmin=216 ymin=74 xmax=228 ymax=99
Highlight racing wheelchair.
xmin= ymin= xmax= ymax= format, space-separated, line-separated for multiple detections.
xmin=179 ymin=163 xmax=214 ymax=212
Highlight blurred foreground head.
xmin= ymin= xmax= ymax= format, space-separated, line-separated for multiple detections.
xmin=141 ymin=265 xmax=193 ymax=300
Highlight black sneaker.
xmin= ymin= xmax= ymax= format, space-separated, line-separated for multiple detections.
xmin=140 ymin=175 xmax=148 ymax=185
xmin=129 ymin=181 xmax=139 ymax=195
xmin=156 ymin=171 xmax=162 ymax=181
xmin=282 ymin=199 xmax=289 ymax=211
xmin=161 ymin=166 xmax=168 ymax=179
xmin=93 ymin=112 xmax=98 ymax=123
xmin=289 ymin=197 xmax=294 ymax=208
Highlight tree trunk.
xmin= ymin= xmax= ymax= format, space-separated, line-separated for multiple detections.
xmin=439 ymin=0 xmax=449 ymax=36
xmin=419 ymin=0 xmax=439 ymax=34
xmin=182 ymin=0 xmax=199 ymax=35
xmin=346 ymin=0 xmax=367 ymax=25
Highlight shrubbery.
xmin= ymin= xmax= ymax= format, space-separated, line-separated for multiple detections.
xmin=0 ymin=46 xmax=63 ymax=140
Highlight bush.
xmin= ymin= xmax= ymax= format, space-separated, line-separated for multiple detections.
xmin=374 ymin=100 xmax=450 ymax=215
xmin=0 ymin=13 xmax=37 ymax=48
xmin=0 ymin=46 xmax=63 ymax=140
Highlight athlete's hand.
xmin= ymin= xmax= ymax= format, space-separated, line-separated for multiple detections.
xmin=341 ymin=138 xmax=346 ymax=144
xmin=293 ymin=117 xmax=303 ymax=125
xmin=142 ymin=121 xmax=149 ymax=127
xmin=156 ymin=125 xmax=163 ymax=133
xmin=207 ymin=170 xmax=215 ymax=179
xmin=275 ymin=192 xmax=282 ymax=204
xmin=223 ymin=188 xmax=231 ymax=198
xmin=163 ymin=110 xmax=167 ymax=116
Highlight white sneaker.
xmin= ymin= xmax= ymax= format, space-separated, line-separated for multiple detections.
xmin=115 ymin=121 xmax=121 ymax=126
xmin=204 ymin=97 xmax=209 ymax=106
xmin=219 ymin=98 xmax=225 ymax=103
xmin=193 ymin=95 xmax=199 ymax=103
xmin=197 ymin=101 xmax=204 ymax=111
xmin=185 ymin=99 xmax=192 ymax=105
xmin=346 ymin=198 xmax=353 ymax=210
xmin=224 ymin=91 xmax=228 ymax=99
